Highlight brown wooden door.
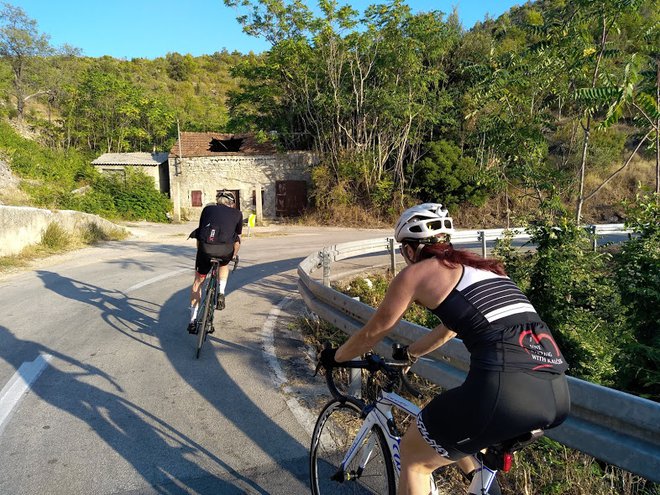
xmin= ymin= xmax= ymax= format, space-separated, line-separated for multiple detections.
xmin=276 ymin=180 xmax=307 ymax=217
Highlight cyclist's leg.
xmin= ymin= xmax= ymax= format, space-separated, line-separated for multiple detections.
xmin=218 ymin=264 xmax=229 ymax=292
xmin=399 ymin=424 xmax=454 ymax=495
xmin=190 ymin=248 xmax=211 ymax=330
xmin=212 ymin=264 xmax=227 ymax=310
xmin=191 ymin=272 xmax=206 ymax=309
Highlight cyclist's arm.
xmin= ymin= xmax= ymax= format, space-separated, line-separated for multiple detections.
xmin=335 ymin=267 xmax=416 ymax=362
xmin=408 ymin=323 xmax=457 ymax=359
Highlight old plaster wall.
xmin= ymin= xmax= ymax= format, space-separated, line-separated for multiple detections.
xmin=0 ymin=205 xmax=127 ymax=257
xmin=169 ymin=152 xmax=313 ymax=221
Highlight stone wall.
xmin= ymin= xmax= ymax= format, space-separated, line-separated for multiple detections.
xmin=0 ymin=205 xmax=127 ymax=257
xmin=169 ymin=152 xmax=314 ymax=221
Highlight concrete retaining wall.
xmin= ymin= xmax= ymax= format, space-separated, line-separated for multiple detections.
xmin=0 ymin=205 xmax=127 ymax=257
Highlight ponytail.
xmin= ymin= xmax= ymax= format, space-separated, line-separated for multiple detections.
xmin=413 ymin=242 xmax=506 ymax=276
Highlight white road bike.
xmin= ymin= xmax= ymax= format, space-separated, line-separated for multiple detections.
xmin=309 ymin=345 xmax=543 ymax=494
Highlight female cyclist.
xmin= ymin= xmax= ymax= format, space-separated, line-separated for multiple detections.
xmin=320 ymin=203 xmax=570 ymax=495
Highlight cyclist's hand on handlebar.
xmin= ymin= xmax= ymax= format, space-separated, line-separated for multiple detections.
xmin=318 ymin=347 xmax=341 ymax=370
xmin=392 ymin=343 xmax=418 ymax=364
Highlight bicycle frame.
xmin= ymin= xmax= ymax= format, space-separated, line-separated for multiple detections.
xmin=338 ymin=388 xmax=498 ymax=495
xmin=337 ymin=389 xmax=439 ymax=493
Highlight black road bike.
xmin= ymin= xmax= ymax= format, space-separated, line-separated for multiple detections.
xmin=194 ymin=255 xmax=239 ymax=359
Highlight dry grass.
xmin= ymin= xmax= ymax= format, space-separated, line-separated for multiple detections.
xmin=581 ymin=157 xmax=656 ymax=224
xmin=0 ymin=221 xmax=127 ymax=273
xmin=297 ymin=203 xmax=392 ymax=228
xmin=0 ymin=186 xmax=31 ymax=206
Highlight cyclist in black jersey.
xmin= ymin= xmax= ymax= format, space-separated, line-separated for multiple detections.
xmin=323 ymin=203 xmax=570 ymax=495
xmin=187 ymin=190 xmax=243 ymax=333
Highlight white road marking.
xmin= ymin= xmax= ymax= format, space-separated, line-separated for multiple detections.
xmin=261 ymin=297 xmax=317 ymax=436
xmin=126 ymin=267 xmax=191 ymax=293
xmin=0 ymin=353 xmax=53 ymax=434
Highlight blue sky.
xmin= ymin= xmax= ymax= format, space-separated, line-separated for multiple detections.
xmin=13 ymin=0 xmax=521 ymax=59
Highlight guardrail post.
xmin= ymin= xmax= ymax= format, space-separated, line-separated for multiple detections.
xmin=588 ymin=225 xmax=597 ymax=251
xmin=388 ymin=237 xmax=396 ymax=276
xmin=479 ymin=230 xmax=487 ymax=257
xmin=321 ymin=248 xmax=331 ymax=286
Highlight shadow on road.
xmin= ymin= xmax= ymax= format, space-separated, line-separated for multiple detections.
xmin=35 ymin=270 xmax=165 ymax=351
xmin=0 ymin=325 xmax=263 ymax=494
xmin=17 ymin=253 xmax=314 ymax=492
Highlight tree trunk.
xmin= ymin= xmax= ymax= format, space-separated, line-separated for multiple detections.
xmin=576 ymin=116 xmax=591 ymax=223
xmin=576 ymin=15 xmax=609 ymax=224
xmin=655 ymin=58 xmax=660 ymax=196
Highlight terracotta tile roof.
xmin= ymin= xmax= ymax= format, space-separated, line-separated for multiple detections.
xmin=169 ymin=132 xmax=277 ymax=158
xmin=92 ymin=152 xmax=169 ymax=166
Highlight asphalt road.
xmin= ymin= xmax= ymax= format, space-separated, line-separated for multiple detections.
xmin=0 ymin=221 xmax=391 ymax=495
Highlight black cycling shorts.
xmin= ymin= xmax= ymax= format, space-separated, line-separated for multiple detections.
xmin=195 ymin=242 xmax=234 ymax=275
xmin=416 ymin=370 xmax=570 ymax=460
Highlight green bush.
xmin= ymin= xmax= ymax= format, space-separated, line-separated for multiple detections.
xmin=613 ymin=194 xmax=660 ymax=400
xmin=66 ymin=190 xmax=118 ymax=217
xmin=89 ymin=170 xmax=172 ymax=222
xmin=0 ymin=121 xmax=94 ymax=186
xmin=526 ymin=215 xmax=627 ymax=385
xmin=409 ymin=140 xmax=491 ymax=209
xmin=337 ymin=274 xmax=440 ymax=329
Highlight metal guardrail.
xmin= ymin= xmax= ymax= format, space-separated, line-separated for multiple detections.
xmin=297 ymin=226 xmax=660 ymax=483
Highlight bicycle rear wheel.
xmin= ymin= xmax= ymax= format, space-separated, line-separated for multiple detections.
xmin=196 ymin=280 xmax=214 ymax=359
xmin=310 ymin=398 xmax=396 ymax=495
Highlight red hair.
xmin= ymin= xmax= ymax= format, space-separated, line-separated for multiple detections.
xmin=410 ymin=242 xmax=506 ymax=276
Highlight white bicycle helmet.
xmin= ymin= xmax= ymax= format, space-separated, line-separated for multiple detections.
xmin=394 ymin=203 xmax=454 ymax=243
xmin=216 ymin=190 xmax=235 ymax=203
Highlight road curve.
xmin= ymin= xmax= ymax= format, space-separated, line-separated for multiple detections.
xmin=0 ymin=221 xmax=391 ymax=495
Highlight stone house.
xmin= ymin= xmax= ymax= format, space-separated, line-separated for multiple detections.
xmin=91 ymin=152 xmax=170 ymax=193
xmin=168 ymin=132 xmax=313 ymax=221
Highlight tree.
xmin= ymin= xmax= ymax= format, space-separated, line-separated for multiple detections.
xmin=0 ymin=2 xmax=53 ymax=121
xmin=60 ymin=61 xmax=175 ymax=152
xmin=225 ymin=0 xmax=459 ymax=208
xmin=409 ymin=139 xmax=489 ymax=208
xmin=563 ymin=0 xmax=645 ymax=223
xmin=165 ymin=52 xmax=197 ymax=81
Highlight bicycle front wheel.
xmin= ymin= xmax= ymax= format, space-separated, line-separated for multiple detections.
xmin=196 ymin=282 xmax=214 ymax=359
xmin=310 ymin=398 xmax=396 ymax=495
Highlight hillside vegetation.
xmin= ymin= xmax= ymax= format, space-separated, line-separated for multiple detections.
xmin=0 ymin=0 xmax=658 ymax=227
